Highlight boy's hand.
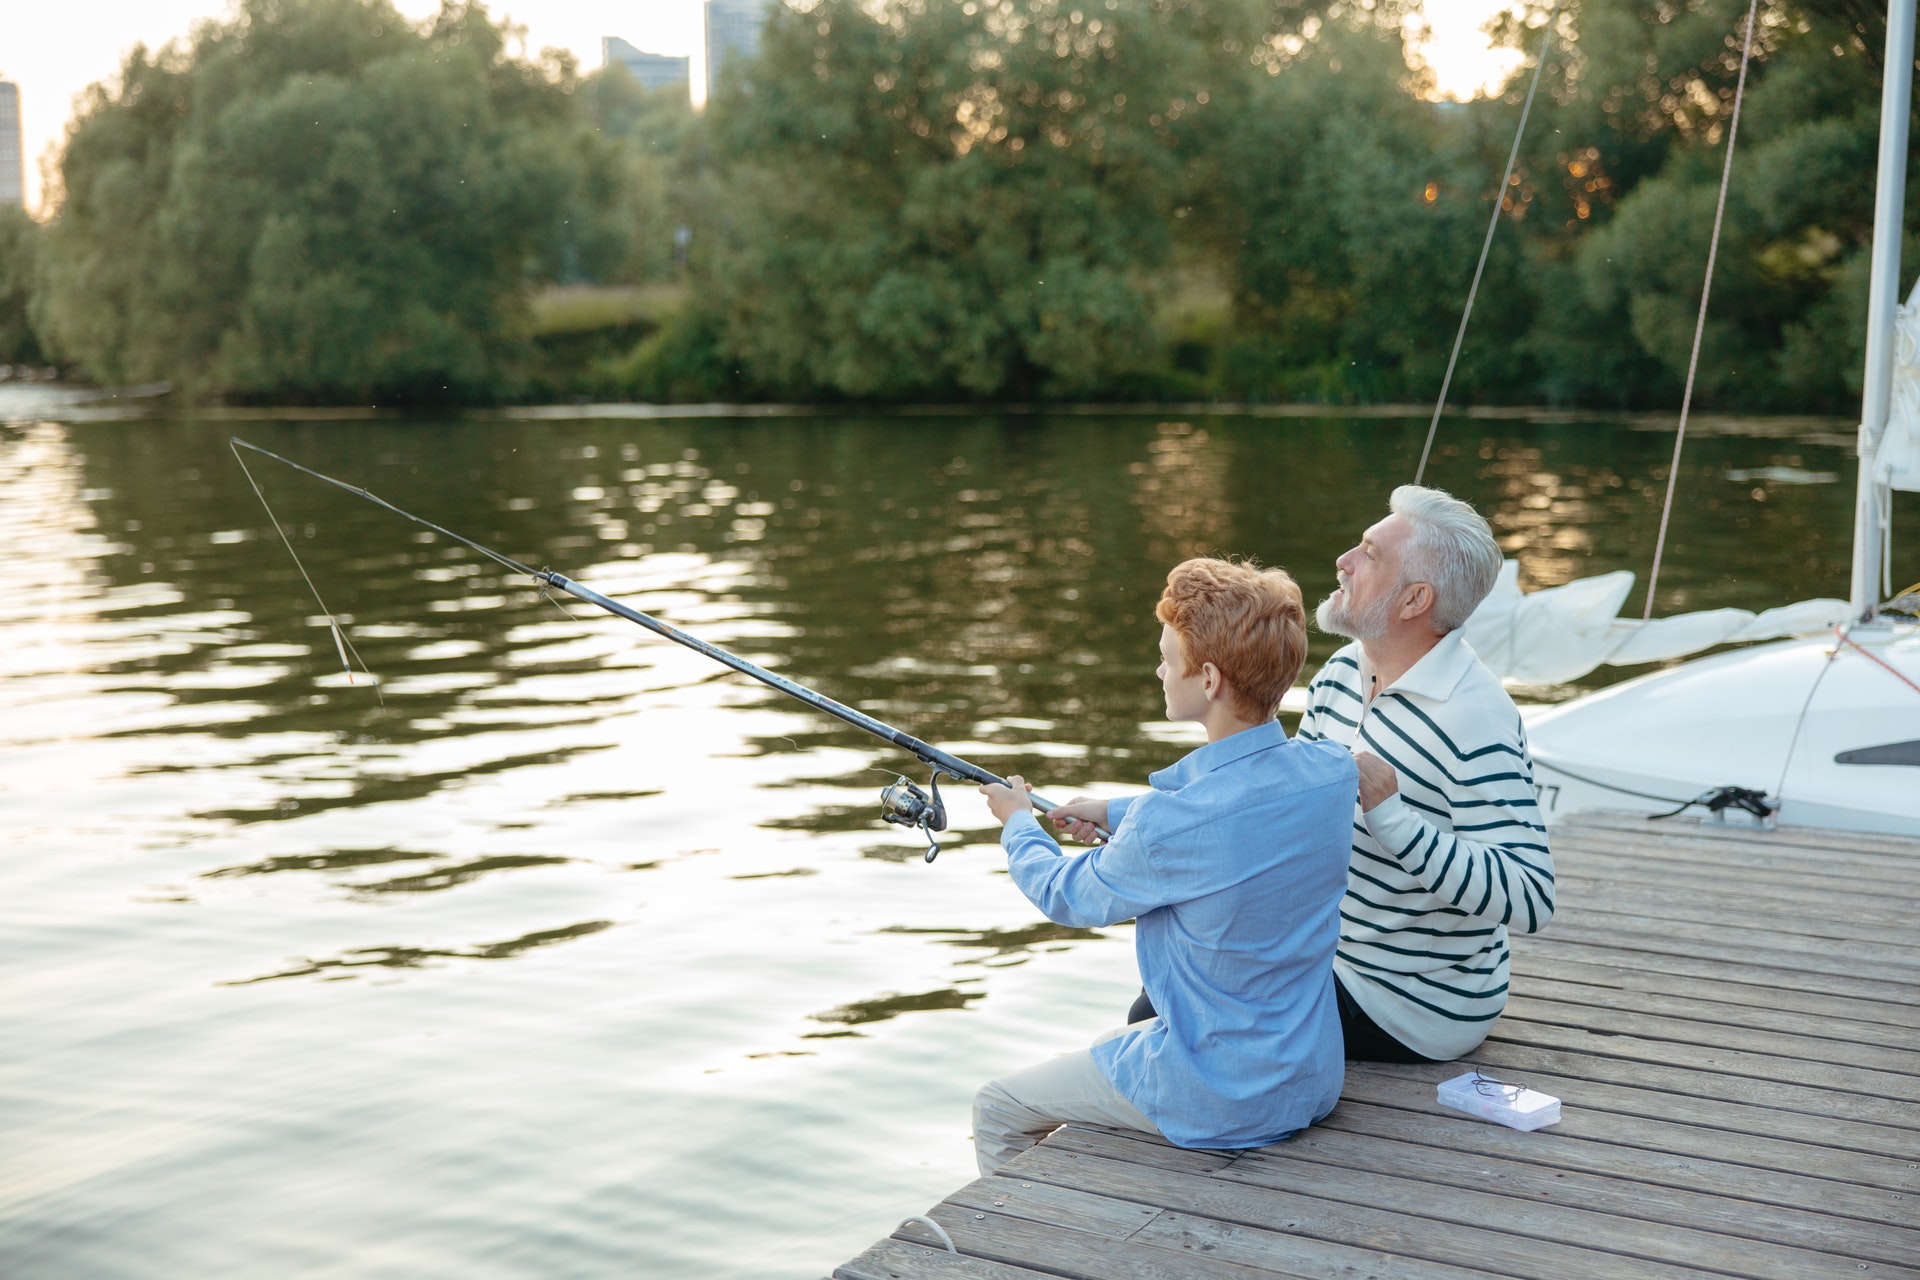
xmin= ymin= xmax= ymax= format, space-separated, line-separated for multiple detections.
xmin=980 ymin=776 xmax=1035 ymax=824
xmin=1046 ymin=796 xmax=1110 ymax=845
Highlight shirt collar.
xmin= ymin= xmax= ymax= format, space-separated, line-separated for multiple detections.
xmin=1148 ymin=720 xmax=1288 ymax=792
xmin=1358 ymin=629 xmax=1476 ymax=703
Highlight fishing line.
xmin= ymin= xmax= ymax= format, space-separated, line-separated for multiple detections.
xmin=230 ymin=438 xmax=383 ymax=705
xmin=229 ymin=438 xmax=1100 ymax=858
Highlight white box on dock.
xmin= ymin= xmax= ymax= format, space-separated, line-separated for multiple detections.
xmin=1436 ymin=1072 xmax=1561 ymax=1131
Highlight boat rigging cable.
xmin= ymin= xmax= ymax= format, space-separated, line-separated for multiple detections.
xmin=1412 ymin=0 xmax=1563 ymax=486
xmin=1641 ymin=0 xmax=1760 ymax=621
xmin=229 ymin=437 xmax=1093 ymax=861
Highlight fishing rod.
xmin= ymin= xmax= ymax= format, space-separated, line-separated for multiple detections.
xmin=230 ymin=437 xmax=1098 ymax=861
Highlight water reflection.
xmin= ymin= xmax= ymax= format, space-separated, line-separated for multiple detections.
xmin=880 ymin=922 xmax=1108 ymax=964
xmin=228 ymin=920 xmax=616 ymax=985
xmin=188 ymin=743 xmax=615 ymax=824
xmin=350 ymin=854 xmax=574 ymax=895
xmin=807 ymin=986 xmax=987 ymax=1030
xmin=1481 ymin=442 xmax=1603 ymax=588
xmin=1130 ymin=420 xmax=1236 ymax=563
xmin=204 ymin=846 xmax=441 ymax=878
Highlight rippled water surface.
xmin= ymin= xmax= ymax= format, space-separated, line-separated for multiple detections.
xmin=0 ymin=398 xmax=1872 ymax=1277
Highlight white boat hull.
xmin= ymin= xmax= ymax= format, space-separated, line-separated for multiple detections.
xmin=1522 ymin=625 xmax=1920 ymax=836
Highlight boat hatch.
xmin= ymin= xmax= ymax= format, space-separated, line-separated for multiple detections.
xmin=1835 ymin=740 xmax=1920 ymax=765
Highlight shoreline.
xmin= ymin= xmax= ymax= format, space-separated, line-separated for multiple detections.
xmin=0 ymin=383 xmax=1859 ymax=438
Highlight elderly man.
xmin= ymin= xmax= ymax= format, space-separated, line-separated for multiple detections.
xmin=1299 ymin=484 xmax=1555 ymax=1062
xmin=1122 ymin=486 xmax=1554 ymax=1063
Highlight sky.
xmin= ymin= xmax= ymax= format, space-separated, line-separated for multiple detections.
xmin=4 ymin=0 xmax=1521 ymax=217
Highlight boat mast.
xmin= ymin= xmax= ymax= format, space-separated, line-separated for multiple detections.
xmin=1851 ymin=0 xmax=1918 ymax=620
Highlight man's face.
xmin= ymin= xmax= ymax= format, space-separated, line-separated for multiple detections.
xmin=1155 ymin=624 xmax=1210 ymax=723
xmin=1317 ymin=514 xmax=1412 ymax=641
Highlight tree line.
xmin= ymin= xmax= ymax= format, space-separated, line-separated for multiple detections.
xmin=0 ymin=0 xmax=1900 ymax=410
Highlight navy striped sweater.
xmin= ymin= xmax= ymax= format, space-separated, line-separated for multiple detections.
xmin=1296 ymin=630 xmax=1555 ymax=1059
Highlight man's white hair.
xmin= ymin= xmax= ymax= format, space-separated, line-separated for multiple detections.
xmin=1390 ymin=485 xmax=1502 ymax=634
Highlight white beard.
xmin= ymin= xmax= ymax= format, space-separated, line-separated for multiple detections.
xmin=1316 ymin=585 xmax=1395 ymax=641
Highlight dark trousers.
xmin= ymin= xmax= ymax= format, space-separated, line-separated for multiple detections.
xmin=1125 ymin=979 xmax=1443 ymax=1065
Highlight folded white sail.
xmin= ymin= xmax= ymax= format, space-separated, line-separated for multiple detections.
xmin=1877 ymin=285 xmax=1920 ymax=492
xmin=1460 ymin=561 xmax=1849 ymax=684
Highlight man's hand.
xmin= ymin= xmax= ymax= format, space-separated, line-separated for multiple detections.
xmin=980 ymin=775 xmax=1035 ymax=824
xmin=1354 ymin=751 xmax=1399 ymax=812
xmin=1045 ymin=796 xmax=1110 ymax=845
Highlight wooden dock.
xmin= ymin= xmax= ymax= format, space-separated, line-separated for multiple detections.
xmin=828 ymin=811 xmax=1920 ymax=1280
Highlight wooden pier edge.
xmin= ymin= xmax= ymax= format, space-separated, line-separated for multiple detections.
xmin=826 ymin=811 xmax=1920 ymax=1280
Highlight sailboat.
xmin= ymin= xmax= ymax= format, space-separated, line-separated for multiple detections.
xmin=1484 ymin=0 xmax=1920 ymax=836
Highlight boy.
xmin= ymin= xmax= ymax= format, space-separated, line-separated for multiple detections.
xmin=974 ymin=558 xmax=1356 ymax=1173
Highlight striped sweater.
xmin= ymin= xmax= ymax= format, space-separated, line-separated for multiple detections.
xmin=1296 ymin=630 xmax=1554 ymax=1060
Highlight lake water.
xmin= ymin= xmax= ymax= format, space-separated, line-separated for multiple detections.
xmin=0 ymin=394 xmax=1871 ymax=1277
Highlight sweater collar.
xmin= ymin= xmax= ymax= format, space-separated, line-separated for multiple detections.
xmin=1358 ymin=629 xmax=1475 ymax=703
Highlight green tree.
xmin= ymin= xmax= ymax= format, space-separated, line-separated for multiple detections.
xmin=1512 ymin=0 xmax=1900 ymax=408
xmin=577 ymin=66 xmax=700 ymax=285
xmin=0 ymin=206 xmax=43 ymax=364
xmin=1199 ymin=14 xmax=1546 ymax=403
xmin=690 ymin=0 xmax=1264 ymax=400
xmin=35 ymin=0 xmax=629 ymax=402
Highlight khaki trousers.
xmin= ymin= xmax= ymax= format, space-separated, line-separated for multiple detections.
xmin=972 ymin=1021 xmax=1163 ymax=1175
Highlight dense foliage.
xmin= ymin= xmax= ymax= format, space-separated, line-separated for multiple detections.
xmin=5 ymin=0 xmax=1907 ymax=408
xmin=657 ymin=0 xmax=1903 ymax=409
xmin=31 ymin=0 xmax=636 ymax=401
xmin=0 ymin=206 xmax=41 ymax=364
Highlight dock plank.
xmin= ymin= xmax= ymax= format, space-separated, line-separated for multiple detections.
xmin=1530 ymin=921 xmax=1920 ymax=985
xmin=947 ymin=1173 xmax=1498 ymax=1280
xmin=1537 ymin=907 xmax=1920 ymax=969
xmin=1016 ymin=1138 xmax=1724 ymax=1280
xmin=1336 ymin=1068 xmax=1920 ymax=1202
xmin=1504 ymin=952 xmax=1920 ymax=1030
xmin=1547 ymin=854 xmax=1920 ymax=903
xmin=1522 ymin=933 xmax=1919 ymax=1004
xmin=1547 ymin=874 xmax=1914 ymax=935
xmin=1503 ymin=973 xmax=1920 ymax=1052
xmin=1568 ymin=812 xmax=1920 ymax=862
xmin=836 ymin=1238 xmax=1055 ymax=1280
xmin=889 ymin=1200 xmax=1292 ymax=1280
xmin=1496 ymin=998 xmax=1920 ymax=1080
xmin=830 ymin=812 xmax=1920 ymax=1279
xmin=1267 ymin=1120 xmax=1920 ymax=1268
xmin=1323 ymin=1091 xmax=1919 ymax=1229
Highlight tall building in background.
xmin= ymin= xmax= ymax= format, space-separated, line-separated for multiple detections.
xmin=601 ymin=37 xmax=691 ymax=96
xmin=0 ymin=80 xmax=23 ymax=207
xmin=704 ymin=0 xmax=778 ymax=96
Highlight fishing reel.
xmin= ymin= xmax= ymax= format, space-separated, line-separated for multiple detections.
xmin=880 ymin=771 xmax=949 ymax=863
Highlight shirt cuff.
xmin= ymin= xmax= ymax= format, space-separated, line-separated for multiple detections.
xmin=1001 ymin=808 xmax=1048 ymax=851
xmin=1105 ymin=794 xmax=1136 ymax=832
xmin=1362 ymin=792 xmax=1423 ymax=854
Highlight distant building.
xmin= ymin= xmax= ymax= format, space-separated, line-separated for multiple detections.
xmin=0 ymin=81 xmax=22 ymax=207
xmin=704 ymin=0 xmax=778 ymax=95
xmin=601 ymin=37 xmax=691 ymax=96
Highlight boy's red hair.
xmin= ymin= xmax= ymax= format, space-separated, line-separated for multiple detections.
xmin=1155 ymin=558 xmax=1308 ymax=723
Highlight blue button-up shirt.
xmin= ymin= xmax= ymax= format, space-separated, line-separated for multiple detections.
xmin=1000 ymin=721 xmax=1355 ymax=1149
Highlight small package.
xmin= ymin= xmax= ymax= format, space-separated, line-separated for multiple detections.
xmin=1436 ymin=1071 xmax=1561 ymax=1131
